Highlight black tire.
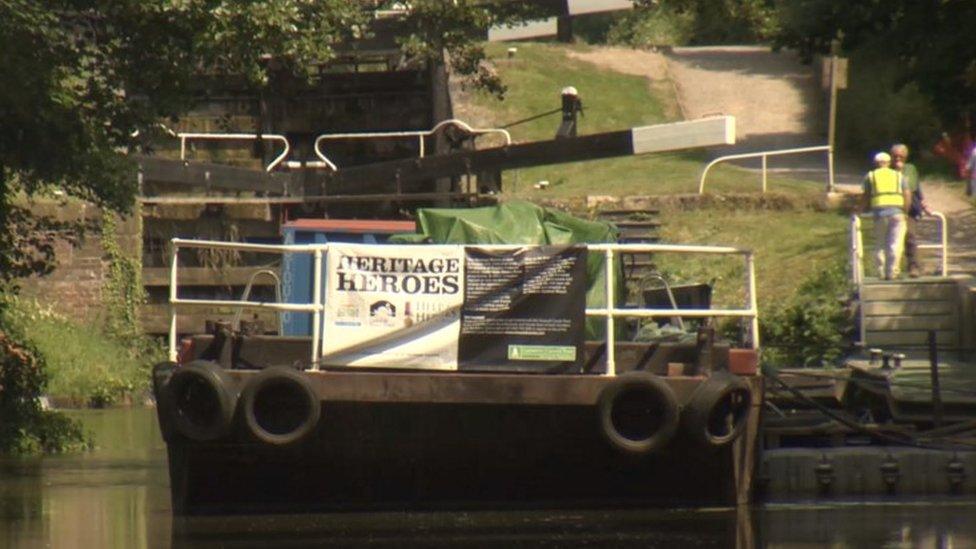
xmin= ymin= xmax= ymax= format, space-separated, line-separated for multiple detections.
xmin=597 ymin=371 xmax=680 ymax=455
xmin=151 ymin=361 xmax=178 ymax=442
xmin=240 ymin=366 xmax=321 ymax=446
xmin=165 ymin=360 xmax=239 ymax=442
xmin=682 ymin=371 xmax=752 ymax=448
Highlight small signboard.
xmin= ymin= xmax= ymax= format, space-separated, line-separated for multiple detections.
xmin=821 ymin=56 xmax=849 ymax=90
xmin=458 ymin=246 xmax=587 ymax=373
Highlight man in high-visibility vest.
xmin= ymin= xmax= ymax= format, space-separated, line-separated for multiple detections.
xmin=862 ymin=151 xmax=912 ymax=280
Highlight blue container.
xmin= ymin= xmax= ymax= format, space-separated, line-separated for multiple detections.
xmin=280 ymin=219 xmax=416 ymax=336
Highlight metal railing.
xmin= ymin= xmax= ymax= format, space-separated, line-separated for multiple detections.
xmin=168 ymin=239 xmax=759 ymax=375
xmin=698 ymin=144 xmax=834 ymax=194
xmin=850 ymin=211 xmax=948 ymax=286
xmin=313 ymin=119 xmax=511 ymax=171
xmin=178 ymin=132 xmax=291 ymax=172
xmin=587 ymin=243 xmax=759 ymax=375
xmin=168 ymin=239 xmax=325 ymax=363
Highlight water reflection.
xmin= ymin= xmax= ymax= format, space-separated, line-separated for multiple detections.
xmin=1 ymin=408 xmax=975 ymax=548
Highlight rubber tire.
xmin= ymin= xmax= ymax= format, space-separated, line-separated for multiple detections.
xmin=165 ymin=360 xmax=239 ymax=442
xmin=151 ymin=361 xmax=178 ymax=442
xmin=682 ymin=371 xmax=752 ymax=448
xmin=240 ymin=366 xmax=321 ymax=446
xmin=597 ymin=371 xmax=680 ymax=456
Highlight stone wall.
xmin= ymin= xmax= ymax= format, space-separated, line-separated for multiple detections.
xmin=17 ymin=199 xmax=141 ymax=323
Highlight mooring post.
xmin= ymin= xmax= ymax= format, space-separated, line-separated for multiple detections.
xmin=928 ymin=330 xmax=944 ymax=427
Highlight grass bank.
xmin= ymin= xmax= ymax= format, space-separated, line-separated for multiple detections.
xmin=653 ymin=203 xmax=850 ymax=310
xmin=457 ymin=42 xmax=824 ymax=199
xmin=1 ymin=295 xmax=161 ymax=407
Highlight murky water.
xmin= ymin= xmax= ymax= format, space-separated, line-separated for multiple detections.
xmin=2 ymin=408 xmax=976 ymax=548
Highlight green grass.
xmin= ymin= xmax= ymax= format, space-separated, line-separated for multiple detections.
xmin=1 ymin=296 xmax=159 ymax=406
xmin=654 ymin=206 xmax=851 ymax=311
xmin=462 ymin=43 xmax=825 ymax=199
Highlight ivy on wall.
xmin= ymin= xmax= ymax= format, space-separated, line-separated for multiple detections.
xmin=100 ymin=210 xmax=145 ymax=342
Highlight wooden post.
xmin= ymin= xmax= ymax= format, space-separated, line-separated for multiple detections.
xmin=827 ymin=55 xmax=838 ymax=194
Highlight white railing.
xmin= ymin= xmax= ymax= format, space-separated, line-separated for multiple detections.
xmin=850 ymin=211 xmax=949 ymax=286
xmin=313 ymin=119 xmax=512 ymax=171
xmin=587 ymin=243 xmax=759 ymax=375
xmin=168 ymin=239 xmax=759 ymax=375
xmin=178 ymin=133 xmax=291 ymax=172
xmin=168 ymin=240 xmax=325 ymax=363
xmin=698 ymin=145 xmax=834 ymax=194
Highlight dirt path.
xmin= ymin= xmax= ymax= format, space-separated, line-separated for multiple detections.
xmin=666 ymin=46 xmax=823 ymax=147
xmin=663 ymin=46 xmax=866 ymax=184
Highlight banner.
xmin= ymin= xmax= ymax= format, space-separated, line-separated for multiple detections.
xmin=321 ymin=243 xmax=464 ymax=370
xmin=459 ymin=246 xmax=587 ymax=373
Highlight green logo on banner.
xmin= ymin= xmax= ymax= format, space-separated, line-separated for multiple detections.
xmin=507 ymin=345 xmax=577 ymax=361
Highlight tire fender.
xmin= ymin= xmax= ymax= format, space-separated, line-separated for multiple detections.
xmin=240 ymin=366 xmax=321 ymax=446
xmin=165 ymin=360 xmax=239 ymax=442
xmin=597 ymin=371 xmax=680 ymax=455
xmin=151 ymin=361 xmax=177 ymax=442
xmin=682 ymin=371 xmax=752 ymax=448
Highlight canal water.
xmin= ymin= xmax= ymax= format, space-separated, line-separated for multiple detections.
xmin=2 ymin=408 xmax=975 ymax=548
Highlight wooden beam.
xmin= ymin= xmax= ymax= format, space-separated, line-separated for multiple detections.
xmin=135 ymin=156 xmax=291 ymax=194
xmin=139 ymin=192 xmax=485 ymax=206
xmin=319 ymin=117 xmax=735 ymax=193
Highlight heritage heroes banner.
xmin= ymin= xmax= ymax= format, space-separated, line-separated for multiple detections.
xmin=321 ymin=243 xmax=464 ymax=370
xmin=459 ymin=246 xmax=587 ymax=373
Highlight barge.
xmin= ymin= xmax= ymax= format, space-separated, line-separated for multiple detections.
xmin=152 ymin=226 xmax=762 ymax=514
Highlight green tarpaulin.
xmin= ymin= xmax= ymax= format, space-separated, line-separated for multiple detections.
xmin=390 ymin=201 xmax=624 ymax=338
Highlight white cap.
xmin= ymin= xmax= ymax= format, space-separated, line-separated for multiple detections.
xmin=874 ymin=152 xmax=891 ymax=163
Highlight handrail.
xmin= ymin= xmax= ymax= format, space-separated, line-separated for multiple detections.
xmin=168 ymin=239 xmax=759 ymax=374
xmin=313 ymin=118 xmax=512 ymax=171
xmin=178 ymin=132 xmax=291 ymax=172
xmin=232 ymin=269 xmax=284 ymax=334
xmin=849 ymin=211 xmax=949 ymax=286
xmin=698 ymin=144 xmax=834 ymax=194
xmin=638 ymin=273 xmax=685 ymax=332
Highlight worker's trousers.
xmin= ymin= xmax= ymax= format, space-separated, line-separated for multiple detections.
xmin=874 ymin=213 xmax=907 ymax=279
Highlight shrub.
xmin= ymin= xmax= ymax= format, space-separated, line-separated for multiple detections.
xmin=1 ymin=295 xmax=161 ymax=406
xmin=607 ymin=7 xmax=695 ymax=48
xmin=836 ymin=43 xmax=942 ymax=159
xmin=0 ymin=296 xmax=90 ymax=454
xmin=760 ymin=262 xmax=855 ymax=368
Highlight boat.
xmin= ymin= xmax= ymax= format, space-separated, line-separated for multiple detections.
xmin=151 ymin=204 xmax=763 ymax=515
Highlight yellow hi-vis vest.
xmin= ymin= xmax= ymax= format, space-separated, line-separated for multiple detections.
xmin=869 ymin=167 xmax=904 ymax=209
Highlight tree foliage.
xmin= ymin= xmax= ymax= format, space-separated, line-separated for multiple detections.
xmin=392 ymin=0 xmax=550 ymax=97
xmin=615 ymin=0 xmax=775 ymax=46
xmin=774 ymin=0 xmax=976 ymax=125
xmin=0 ymin=0 xmax=544 ymax=453
xmin=0 ymin=0 xmax=369 ymax=210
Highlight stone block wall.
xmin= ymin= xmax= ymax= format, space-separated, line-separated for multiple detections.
xmin=17 ymin=199 xmax=141 ymax=323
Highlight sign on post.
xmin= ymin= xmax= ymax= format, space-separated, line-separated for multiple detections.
xmin=821 ymin=57 xmax=848 ymax=90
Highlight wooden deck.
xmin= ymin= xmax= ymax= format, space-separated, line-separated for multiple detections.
xmin=859 ymin=276 xmax=974 ymax=350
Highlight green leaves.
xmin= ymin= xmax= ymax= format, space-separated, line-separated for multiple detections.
xmin=761 ymin=263 xmax=855 ymax=368
xmin=773 ymin=0 xmax=976 ymax=125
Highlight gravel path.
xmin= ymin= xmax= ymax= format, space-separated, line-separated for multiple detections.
xmin=664 ymin=46 xmax=868 ymax=184
xmin=666 ymin=46 xmax=823 ymax=147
